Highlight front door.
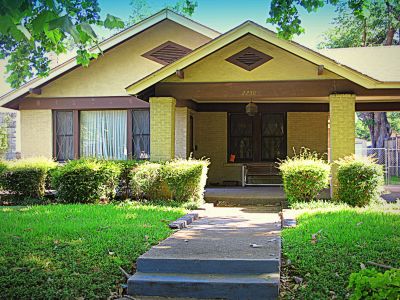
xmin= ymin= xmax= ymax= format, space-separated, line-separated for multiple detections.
xmin=228 ymin=112 xmax=287 ymax=163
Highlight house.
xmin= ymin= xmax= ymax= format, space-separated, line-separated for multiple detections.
xmin=1 ymin=9 xmax=400 ymax=189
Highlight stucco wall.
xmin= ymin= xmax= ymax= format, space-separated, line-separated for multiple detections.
xmin=34 ymin=20 xmax=211 ymax=97
xmin=287 ymin=112 xmax=329 ymax=157
xmin=20 ymin=110 xmax=53 ymax=158
xmin=163 ymin=34 xmax=342 ymax=83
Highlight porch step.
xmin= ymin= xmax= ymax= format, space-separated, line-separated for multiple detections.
xmin=128 ymin=272 xmax=279 ymax=300
xmin=204 ymin=197 xmax=286 ymax=209
xmin=136 ymin=257 xmax=280 ymax=274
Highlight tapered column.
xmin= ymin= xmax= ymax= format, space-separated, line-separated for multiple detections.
xmin=329 ymin=94 xmax=356 ymax=195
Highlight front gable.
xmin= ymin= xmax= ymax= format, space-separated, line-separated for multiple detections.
xmin=162 ymin=34 xmax=342 ymax=83
xmin=32 ymin=20 xmax=212 ymax=98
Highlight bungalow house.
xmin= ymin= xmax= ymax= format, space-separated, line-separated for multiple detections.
xmin=1 ymin=9 xmax=400 ymax=189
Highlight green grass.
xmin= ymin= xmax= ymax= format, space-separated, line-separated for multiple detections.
xmin=282 ymin=208 xmax=400 ymax=299
xmin=0 ymin=203 xmax=185 ymax=299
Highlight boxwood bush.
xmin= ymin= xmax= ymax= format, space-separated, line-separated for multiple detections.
xmin=162 ymin=159 xmax=209 ymax=203
xmin=279 ymin=150 xmax=330 ymax=203
xmin=336 ymin=156 xmax=384 ymax=207
xmin=0 ymin=157 xmax=57 ymax=199
xmin=129 ymin=158 xmax=209 ymax=204
xmin=348 ymin=268 xmax=400 ymax=300
xmin=51 ymin=159 xmax=121 ymax=203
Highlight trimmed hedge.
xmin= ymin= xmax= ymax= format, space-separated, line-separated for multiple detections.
xmin=51 ymin=159 xmax=121 ymax=203
xmin=336 ymin=156 xmax=384 ymax=207
xmin=130 ymin=158 xmax=209 ymax=204
xmin=279 ymin=150 xmax=330 ymax=203
xmin=348 ymin=268 xmax=400 ymax=300
xmin=0 ymin=157 xmax=57 ymax=199
xmin=163 ymin=159 xmax=209 ymax=203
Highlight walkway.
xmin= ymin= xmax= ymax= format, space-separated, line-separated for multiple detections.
xmin=128 ymin=206 xmax=281 ymax=300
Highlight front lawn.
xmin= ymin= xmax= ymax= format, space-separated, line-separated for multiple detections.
xmin=281 ymin=207 xmax=400 ymax=299
xmin=0 ymin=203 xmax=185 ymax=299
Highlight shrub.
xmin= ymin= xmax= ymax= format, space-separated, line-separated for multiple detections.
xmin=0 ymin=157 xmax=57 ymax=199
xmin=51 ymin=159 xmax=121 ymax=203
xmin=279 ymin=149 xmax=330 ymax=203
xmin=129 ymin=162 xmax=168 ymax=200
xmin=162 ymin=158 xmax=209 ymax=204
xmin=348 ymin=268 xmax=400 ymax=300
xmin=336 ymin=156 xmax=384 ymax=207
xmin=113 ymin=160 xmax=144 ymax=199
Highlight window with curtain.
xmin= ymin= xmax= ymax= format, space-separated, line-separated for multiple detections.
xmin=229 ymin=114 xmax=253 ymax=162
xmin=132 ymin=110 xmax=150 ymax=159
xmin=55 ymin=111 xmax=74 ymax=161
xmin=80 ymin=110 xmax=127 ymax=160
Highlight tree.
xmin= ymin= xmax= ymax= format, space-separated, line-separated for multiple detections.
xmin=0 ymin=0 xmax=125 ymax=89
xmin=128 ymin=0 xmax=197 ymax=25
xmin=267 ymin=0 xmax=400 ymax=148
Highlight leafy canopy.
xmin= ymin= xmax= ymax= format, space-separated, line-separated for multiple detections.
xmin=0 ymin=0 xmax=125 ymax=88
xmin=267 ymin=0 xmax=400 ymax=41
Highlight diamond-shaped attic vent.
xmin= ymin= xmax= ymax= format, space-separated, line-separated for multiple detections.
xmin=142 ymin=41 xmax=191 ymax=65
xmin=226 ymin=47 xmax=273 ymax=71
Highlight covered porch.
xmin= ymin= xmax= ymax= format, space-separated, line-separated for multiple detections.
xmin=125 ymin=23 xmax=400 ymax=195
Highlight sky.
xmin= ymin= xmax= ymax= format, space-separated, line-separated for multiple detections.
xmin=0 ymin=0 xmax=338 ymax=95
xmin=99 ymin=0 xmax=338 ymax=48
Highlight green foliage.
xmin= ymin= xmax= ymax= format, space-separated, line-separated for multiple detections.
xmin=129 ymin=158 xmax=209 ymax=204
xmin=130 ymin=162 xmax=167 ymax=199
xmin=348 ymin=268 xmax=400 ymax=300
xmin=0 ymin=0 xmax=124 ymax=88
xmin=162 ymin=158 xmax=209 ymax=204
xmin=51 ymin=159 xmax=121 ymax=203
xmin=336 ymin=156 xmax=384 ymax=207
xmin=279 ymin=149 xmax=330 ymax=203
xmin=0 ymin=157 xmax=57 ymax=199
xmin=282 ymin=209 xmax=400 ymax=299
xmin=0 ymin=203 xmax=184 ymax=299
xmin=268 ymin=0 xmax=399 ymax=42
xmin=113 ymin=160 xmax=144 ymax=199
xmin=128 ymin=0 xmax=198 ymax=26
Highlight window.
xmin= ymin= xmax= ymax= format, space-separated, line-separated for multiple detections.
xmin=132 ymin=110 xmax=150 ymax=159
xmin=54 ymin=111 xmax=74 ymax=161
xmin=261 ymin=113 xmax=285 ymax=161
xmin=80 ymin=110 xmax=127 ymax=160
xmin=228 ymin=113 xmax=286 ymax=162
xmin=229 ymin=114 xmax=254 ymax=162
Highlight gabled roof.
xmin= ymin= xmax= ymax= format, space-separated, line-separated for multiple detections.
xmin=125 ymin=21 xmax=400 ymax=94
xmin=0 ymin=9 xmax=220 ymax=106
xmin=319 ymin=46 xmax=400 ymax=82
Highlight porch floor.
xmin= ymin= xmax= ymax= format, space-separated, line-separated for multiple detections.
xmin=204 ymin=186 xmax=331 ymax=207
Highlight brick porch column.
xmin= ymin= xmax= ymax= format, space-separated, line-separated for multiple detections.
xmin=329 ymin=94 xmax=356 ymax=196
xmin=149 ymin=97 xmax=176 ymax=161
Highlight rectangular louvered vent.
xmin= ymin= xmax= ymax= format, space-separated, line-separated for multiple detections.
xmin=142 ymin=41 xmax=191 ymax=65
xmin=226 ymin=47 xmax=273 ymax=71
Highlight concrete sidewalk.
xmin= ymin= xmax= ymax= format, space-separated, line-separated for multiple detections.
xmin=128 ymin=206 xmax=281 ymax=300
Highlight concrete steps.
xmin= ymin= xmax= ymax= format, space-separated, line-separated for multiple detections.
xmin=128 ymin=272 xmax=279 ymax=300
xmin=127 ymin=207 xmax=281 ymax=300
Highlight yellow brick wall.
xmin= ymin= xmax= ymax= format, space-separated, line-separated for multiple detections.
xmin=194 ymin=112 xmax=241 ymax=184
xmin=287 ymin=112 xmax=329 ymax=157
xmin=175 ymin=107 xmax=189 ymax=158
xmin=20 ymin=110 xmax=53 ymax=158
xmin=150 ymin=97 xmax=176 ymax=161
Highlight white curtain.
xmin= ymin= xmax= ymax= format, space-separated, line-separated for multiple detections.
xmin=80 ymin=110 xmax=127 ymax=160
